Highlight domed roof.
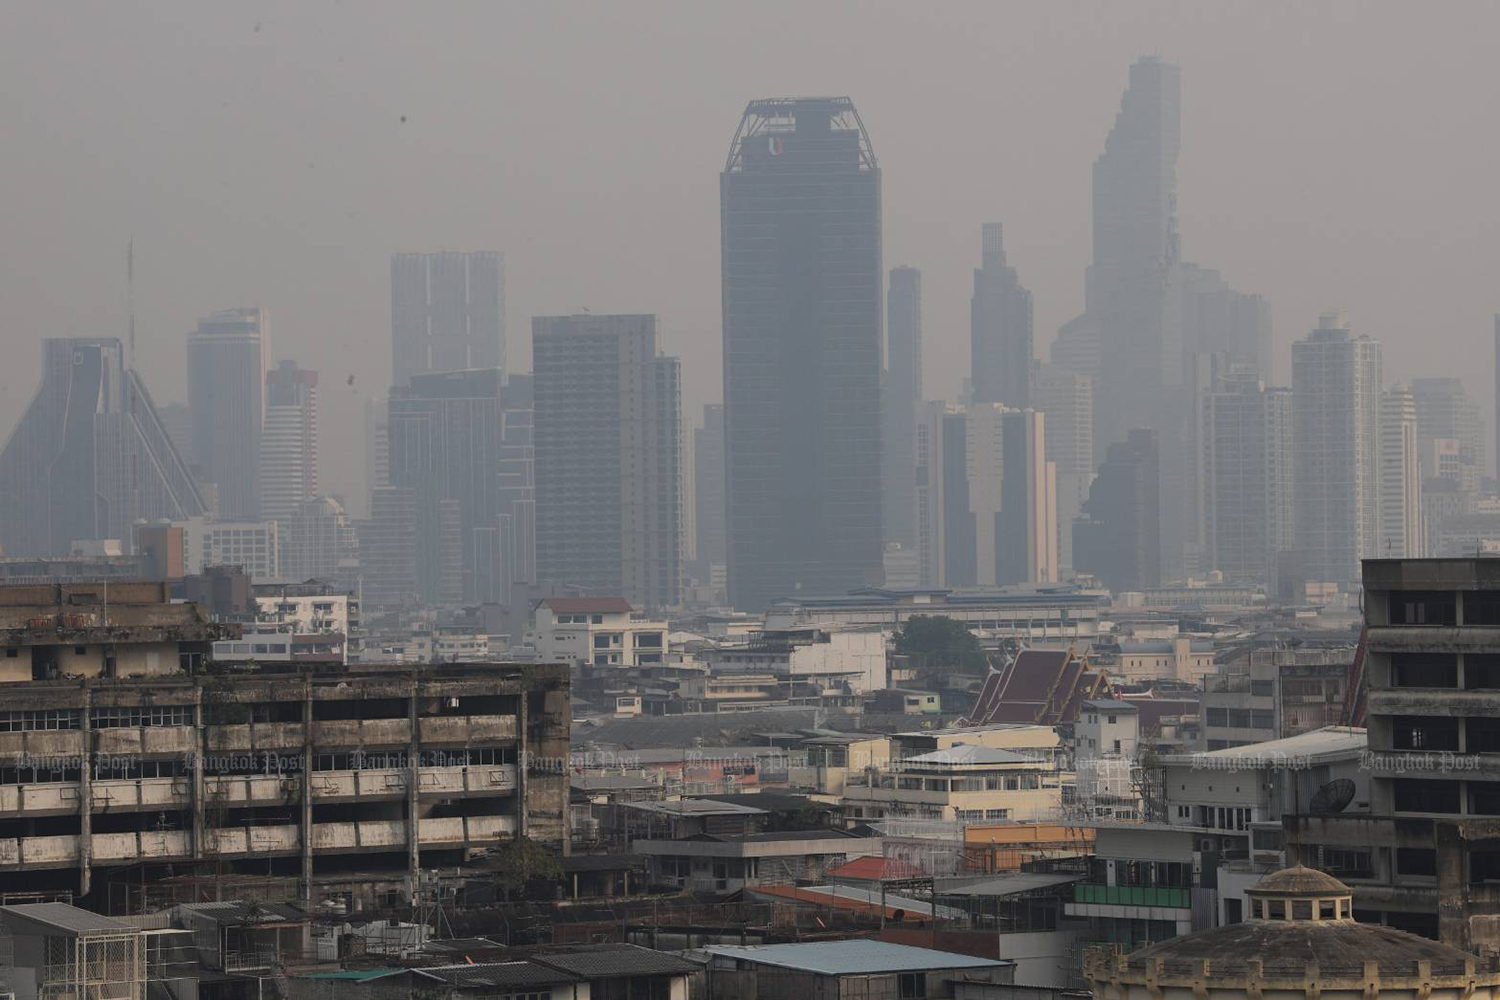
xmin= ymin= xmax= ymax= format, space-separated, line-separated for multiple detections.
xmin=1120 ymin=920 xmax=1483 ymax=980
xmin=1248 ymin=864 xmax=1351 ymax=897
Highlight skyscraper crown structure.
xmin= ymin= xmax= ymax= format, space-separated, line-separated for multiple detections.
xmin=187 ymin=307 xmax=265 ymax=520
xmin=0 ymin=338 xmax=207 ymax=556
xmin=970 ymin=224 xmax=1034 ymax=408
xmin=391 ymin=251 xmax=504 ymax=388
xmin=721 ymin=96 xmax=883 ymax=611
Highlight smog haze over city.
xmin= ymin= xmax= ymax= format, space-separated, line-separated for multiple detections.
xmin=3 ymin=1 xmax=1496 ymax=509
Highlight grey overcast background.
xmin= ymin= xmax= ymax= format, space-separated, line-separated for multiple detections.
xmin=2 ymin=1 xmax=1496 ymax=514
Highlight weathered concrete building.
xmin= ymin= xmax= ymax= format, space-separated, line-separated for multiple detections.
xmin=1289 ymin=558 xmax=1500 ymax=944
xmin=0 ymin=582 xmax=569 ymax=909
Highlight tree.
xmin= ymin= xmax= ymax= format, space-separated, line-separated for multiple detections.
xmin=490 ymin=837 xmax=563 ymax=900
xmin=893 ymin=616 xmax=990 ymax=673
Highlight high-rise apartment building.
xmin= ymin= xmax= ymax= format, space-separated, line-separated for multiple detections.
xmin=1379 ymin=384 xmax=1424 ymax=559
xmin=721 ymin=97 xmax=883 ymax=611
xmin=1410 ymin=377 xmax=1484 ymax=476
xmin=884 ymin=266 xmax=923 ymax=548
xmin=0 ymin=339 xmax=207 ymax=556
xmin=187 ymin=307 xmax=266 ymax=519
xmin=970 ymin=224 xmax=1033 ymax=408
xmin=391 ymin=251 xmax=504 ymax=388
xmin=1073 ymin=429 xmax=1161 ymax=593
xmin=364 ymin=395 xmax=390 ymax=503
xmin=1291 ymin=313 xmax=1382 ymax=588
xmin=388 ymin=368 xmax=504 ymax=606
xmin=497 ymin=374 xmax=536 ymax=604
xmin=1034 ymin=363 xmax=1094 ymax=574
xmin=964 ymin=405 xmax=1007 ymax=587
xmin=533 ymin=314 xmax=682 ymax=611
xmin=942 ymin=409 xmax=977 ymax=588
xmin=997 ymin=409 xmax=1057 ymax=585
xmin=358 ymin=486 xmax=417 ymax=610
xmin=694 ymin=404 xmax=727 ymax=580
xmin=913 ymin=401 xmax=949 ymax=588
xmin=260 ymin=360 xmax=319 ymax=524
xmin=281 ymin=495 xmax=360 ymax=590
xmin=1203 ymin=376 xmax=1293 ymax=584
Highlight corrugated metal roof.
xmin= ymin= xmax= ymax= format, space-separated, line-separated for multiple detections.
xmin=0 ymin=903 xmax=130 ymax=935
xmin=702 ymin=940 xmax=1011 ymax=975
xmin=938 ymin=872 xmax=1083 ymax=897
xmin=417 ymin=962 xmax=578 ymax=988
xmin=537 ymin=944 xmax=698 ymax=978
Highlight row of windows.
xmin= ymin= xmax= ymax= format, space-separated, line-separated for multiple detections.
xmin=91 ymin=706 xmax=194 ymax=729
xmin=1204 ymin=707 xmax=1276 ymax=730
xmin=0 ymin=710 xmax=82 ymax=732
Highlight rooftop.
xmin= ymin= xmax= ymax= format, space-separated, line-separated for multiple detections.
xmin=702 ymin=940 xmax=1012 ymax=975
xmin=536 ymin=944 xmax=699 ymax=979
xmin=539 ymin=597 xmax=634 ymax=615
xmin=1161 ymin=726 xmax=1366 ymax=767
xmin=0 ymin=903 xmax=131 ymax=936
xmin=902 ymin=745 xmax=1036 ymax=767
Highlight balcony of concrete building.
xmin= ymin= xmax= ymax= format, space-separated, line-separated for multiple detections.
xmin=205 ymin=773 xmax=301 ymax=807
xmin=203 ymin=721 xmax=307 ymax=753
xmin=93 ymin=726 xmax=196 ymax=757
xmin=416 ymin=763 xmax=517 ymax=797
xmin=309 ymin=767 xmax=407 ymax=801
xmin=416 ymin=714 xmax=518 ymax=744
xmin=308 ymin=718 xmax=411 ymax=747
xmin=91 ymin=776 xmax=191 ymax=811
xmin=203 ymin=824 xmax=300 ymax=856
xmin=0 ymin=729 xmax=84 ymax=758
xmin=90 ymin=829 xmax=193 ymax=863
xmin=0 ymin=782 xmax=83 ymax=816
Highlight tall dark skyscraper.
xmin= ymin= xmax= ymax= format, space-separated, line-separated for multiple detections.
xmin=0 ymin=338 xmax=206 ymax=556
xmin=388 ymin=368 xmax=504 ymax=606
xmin=533 ymin=314 xmax=682 ymax=611
xmin=1073 ymin=428 xmax=1161 ymax=593
xmin=391 ymin=252 xmax=504 ymax=388
xmin=970 ymin=224 xmax=1033 ymax=408
xmin=883 ymin=266 xmax=922 ymax=549
xmin=694 ymin=404 xmax=727 ymax=578
xmin=187 ymin=307 xmax=265 ymax=519
xmin=1086 ymin=58 xmax=1181 ymax=445
xmin=721 ymin=97 xmax=883 ymax=611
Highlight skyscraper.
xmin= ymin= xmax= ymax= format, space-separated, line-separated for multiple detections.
xmin=260 ymin=360 xmax=319 ymax=524
xmin=970 ymin=224 xmax=1033 ymax=408
xmin=1034 ymin=363 xmax=1094 ymax=574
xmin=533 ymin=314 xmax=682 ymax=610
xmin=187 ymin=307 xmax=265 ymax=519
xmin=1203 ymin=376 xmax=1293 ymax=583
xmin=281 ymin=496 xmax=360 ymax=590
xmin=1409 ymin=377 xmax=1484 ymax=477
xmin=497 ymin=374 xmax=536 ymax=604
xmin=0 ymin=338 xmax=207 ymax=556
xmin=997 ymin=409 xmax=1057 ymax=585
xmin=941 ymin=408 xmax=977 ymax=588
xmin=883 ymin=266 xmax=923 ymax=548
xmin=694 ymin=404 xmax=727 ymax=581
xmin=1073 ymin=429 xmax=1161 ymax=593
xmin=1379 ymin=384 xmax=1423 ymax=559
xmin=1082 ymin=57 xmax=1181 ymax=446
xmin=721 ymin=97 xmax=883 ymax=611
xmin=913 ymin=401 xmax=950 ymax=588
xmin=1292 ymin=313 xmax=1382 ymax=588
xmin=358 ymin=486 xmax=417 ymax=611
xmin=388 ymin=368 xmax=504 ymax=606
xmin=391 ymin=252 xmax=504 ymax=388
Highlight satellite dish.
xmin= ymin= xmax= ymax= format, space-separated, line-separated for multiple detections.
xmin=1309 ymin=778 xmax=1356 ymax=813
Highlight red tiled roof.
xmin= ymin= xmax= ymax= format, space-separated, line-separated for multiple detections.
xmin=827 ymin=856 xmax=926 ymax=881
xmin=539 ymin=597 xmax=634 ymax=614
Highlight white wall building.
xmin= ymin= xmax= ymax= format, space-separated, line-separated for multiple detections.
xmin=841 ymin=745 xmax=1062 ymax=823
xmin=701 ymin=626 xmax=888 ymax=695
xmin=178 ymin=517 xmax=281 ymax=581
xmin=1379 ymin=384 xmax=1424 ymax=558
xmin=531 ymin=597 xmax=668 ymax=667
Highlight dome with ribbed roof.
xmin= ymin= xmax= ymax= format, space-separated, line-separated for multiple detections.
xmin=1248 ymin=864 xmax=1351 ymax=899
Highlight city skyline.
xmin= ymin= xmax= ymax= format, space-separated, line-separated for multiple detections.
xmin=3 ymin=4 xmax=1496 ymax=511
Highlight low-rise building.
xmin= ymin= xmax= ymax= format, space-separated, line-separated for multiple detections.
xmin=842 ymin=745 xmax=1063 ymax=824
xmin=532 ymin=597 xmax=668 ymax=667
xmin=701 ymin=625 xmax=889 ymax=696
xmin=699 ymin=940 xmax=1014 ymax=999
xmin=636 ymin=828 xmax=882 ymax=894
xmin=1116 ymin=636 xmax=1214 ymax=683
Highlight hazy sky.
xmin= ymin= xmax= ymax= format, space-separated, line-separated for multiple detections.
xmin=3 ymin=1 xmax=1497 ymax=509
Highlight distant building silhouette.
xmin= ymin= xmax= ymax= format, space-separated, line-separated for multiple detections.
xmin=1378 ymin=384 xmax=1423 ymax=559
xmin=187 ymin=307 xmax=265 ymax=519
xmin=533 ymin=314 xmax=682 ymax=611
xmin=721 ymin=97 xmax=883 ymax=611
xmin=693 ymin=403 xmax=726 ymax=582
xmin=1292 ymin=313 xmax=1382 ymax=588
xmin=1033 ymin=363 xmax=1094 ymax=575
xmin=260 ymin=360 xmax=319 ymax=524
xmin=1073 ymin=428 xmax=1161 ymax=593
xmin=497 ymin=373 xmax=536 ymax=606
xmin=0 ymin=338 xmax=207 ymax=556
xmin=391 ymin=251 xmax=504 ymax=388
xmin=1203 ymin=374 xmax=1293 ymax=583
xmin=883 ymin=266 xmax=923 ymax=550
xmin=970 ymin=224 xmax=1033 ymax=408
xmin=389 ymin=368 xmax=505 ymax=606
